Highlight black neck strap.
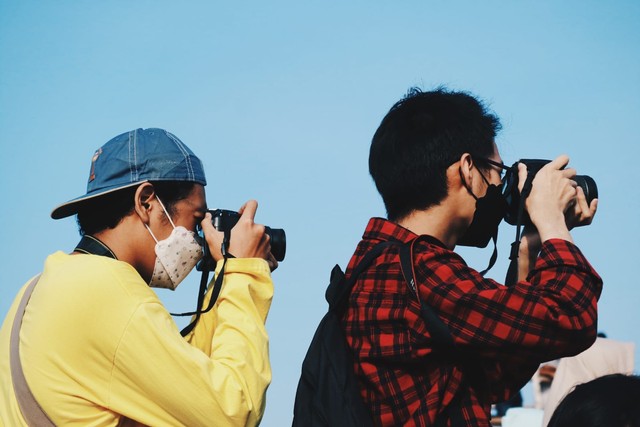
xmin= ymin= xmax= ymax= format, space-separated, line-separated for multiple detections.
xmin=74 ymin=235 xmax=117 ymax=259
xmin=504 ymin=172 xmax=536 ymax=286
xmin=479 ymin=235 xmax=499 ymax=277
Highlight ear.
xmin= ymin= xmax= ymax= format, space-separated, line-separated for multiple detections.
xmin=133 ymin=183 xmax=156 ymax=225
xmin=458 ymin=153 xmax=475 ymax=188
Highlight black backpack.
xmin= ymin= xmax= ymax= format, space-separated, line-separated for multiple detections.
xmin=292 ymin=239 xmax=464 ymax=427
xmin=292 ymin=242 xmax=394 ymax=427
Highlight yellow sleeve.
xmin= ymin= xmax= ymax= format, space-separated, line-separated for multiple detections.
xmin=109 ymin=258 xmax=273 ymax=427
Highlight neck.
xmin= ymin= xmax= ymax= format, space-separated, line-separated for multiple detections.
xmin=92 ymin=215 xmax=156 ymax=281
xmin=397 ymin=199 xmax=471 ymax=250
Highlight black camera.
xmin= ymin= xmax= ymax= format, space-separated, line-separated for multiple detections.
xmin=502 ymin=159 xmax=598 ymax=226
xmin=197 ymin=209 xmax=286 ymax=272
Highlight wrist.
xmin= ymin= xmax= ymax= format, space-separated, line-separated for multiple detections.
xmin=520 ymin=225 xmax=541 ymax=246
xmin=536 ymin=222 xmax=573 ymax=244
xmin=214 ymin=257 xmax=271 ymax=275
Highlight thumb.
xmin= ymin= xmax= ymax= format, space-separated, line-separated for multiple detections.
xmin=517 ymin=162 xmax=528 ymax=193
xmin=548 ymin=154 xmax=570 ymax=171
xmin=238 ymin=199 xmax=258 ymax=221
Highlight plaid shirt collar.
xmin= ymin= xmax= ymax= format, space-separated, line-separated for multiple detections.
xmin=363 ymin=217 xmax=447 ymax=249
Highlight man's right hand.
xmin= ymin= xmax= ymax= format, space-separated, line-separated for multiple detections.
xmin=565 ymin=185 xmax=598 ymax=230
xmin=200 ymin=200 xmax=278 ymax=271
xmin=521 ymin=155 xmax=577 ymax=243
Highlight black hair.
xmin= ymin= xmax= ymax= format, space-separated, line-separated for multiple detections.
xmin=369 ymin=87 xmax=501 ymax=221
xmin=547 ymin=374 xmax=640 ymax=427
xmin=76 ymin=181 xmax=196 ymax=236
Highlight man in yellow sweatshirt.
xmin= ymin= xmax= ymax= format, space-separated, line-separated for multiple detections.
xmin=0 ymin=128 xmax=276 ymax=426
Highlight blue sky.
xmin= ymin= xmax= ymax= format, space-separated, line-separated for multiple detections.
xmin=1 ymin=1 xmax=639 ymax=425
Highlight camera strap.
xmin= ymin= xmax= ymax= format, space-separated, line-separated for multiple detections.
xmin=174 ymin=261 xmax=226 ymax=337
xmin=478 ymin=236 xmax=499 ymax=276
xmin=74 ymin=235 xmax=117 ymax=259
xmin=504 ymin=172 xmax=536 ymax=286
xmin=173 ymin=228 xmax=233 ymax=337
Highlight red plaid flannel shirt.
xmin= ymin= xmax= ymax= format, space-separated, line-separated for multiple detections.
xmin=343 ymin=218 xmax=602 ymax=426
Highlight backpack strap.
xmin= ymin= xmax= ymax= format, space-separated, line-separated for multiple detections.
xmin=399 ymin=239 xmax=467 ymax=427
xmin=326 ymin=238 xmax=467 ymax=426
xmin=326 ymin=240 xmax=399 ymax=313
xmin=399 ymin=241 xmax=454 ymax=348
xmin=10 ymin=275 xmax=56 ymax=427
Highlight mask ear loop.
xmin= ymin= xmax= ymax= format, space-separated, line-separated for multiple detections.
xmin=459 ymin=166 xmax=479 ymax=201
xmin=459 ymin=166 xmax=499 ymax=276
xmin=143 ymin=196 xmax=176 ymax=243
xmin=144 ymin=224 xmax=160 ymax=243
xmin=155 ymin=197 xmax=177 ymax=229
xmin=478 ymin=167 xmax=500 ymax=275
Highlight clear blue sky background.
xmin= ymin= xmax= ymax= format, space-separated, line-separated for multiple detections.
xmin=1 ymin=2 xmax=638 ymax=425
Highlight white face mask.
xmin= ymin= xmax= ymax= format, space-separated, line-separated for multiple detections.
xmin=144 ymin=198 xmax=203 ymax=290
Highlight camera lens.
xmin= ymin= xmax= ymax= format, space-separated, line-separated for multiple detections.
xmin=265 ymin=227 xmax=286 ymax=261
xmin=503 ymin=160 xmax=599 ymax=226
xmin=573 ymin=175 xmax=598 ymax=204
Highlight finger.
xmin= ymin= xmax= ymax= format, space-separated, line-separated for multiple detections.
xmin=574 ymin=186 xmax=590 ymax=217
xmin=517 ymin=162 xmax=528 ymax=193
xmin=548 ymin=154 xmax=570 ymax=170
xmin=258 ymin=228 xmax=271 ymax=254
xmin=200 ymin=212 xmax=215 ymax=235
xmin=239 ymin=199 xmax=258 ymax=221
xmin=200 ymin=213 xmax=224 ymax=259
xmin=576 ymin=198 xmax=598 ymax=227
xmin=567 ymin=187 xmax=595 ymax=229
xmin=566 ymin=186 xmax=579 ymax=210
xmin=562 ymin=167 xmax=577 ymax=179
xmin=237 ymin=202 xmax=247 ymax=215
xmin=266 ymin=253 xmax=278 ymax=272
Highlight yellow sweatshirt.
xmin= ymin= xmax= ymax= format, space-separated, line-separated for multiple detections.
xmin=0 ymin=251 xmax=273 ymax=426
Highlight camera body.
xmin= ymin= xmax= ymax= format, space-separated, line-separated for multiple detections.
xmin=197 ymin=209 xmax=286 ymax=271
xmin=502 ymin=159 xmax=598 ymax=226
xmin=209 ymin=209 xmax=286 ymax=261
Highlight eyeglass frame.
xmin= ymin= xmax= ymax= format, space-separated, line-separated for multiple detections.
xmin=473 ymin=156 xmax=511 ymax=180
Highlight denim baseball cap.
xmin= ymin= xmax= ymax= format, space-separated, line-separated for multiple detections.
xmin=51 ymin=128 xmax=207 ymax=219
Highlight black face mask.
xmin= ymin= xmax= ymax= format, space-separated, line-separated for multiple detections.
xmin=458 ymin=176 xmax=508 ymax=248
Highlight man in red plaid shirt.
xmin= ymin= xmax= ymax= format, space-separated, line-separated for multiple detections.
xmin=342 ymin=88 xmax=602 ymax=426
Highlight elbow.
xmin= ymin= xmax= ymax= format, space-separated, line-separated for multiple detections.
xmin=552 ymin=305 xmax=599 ymax=358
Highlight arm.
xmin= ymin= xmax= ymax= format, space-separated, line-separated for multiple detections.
xmin=416 ymin=239 xmax=602 ymax=362
xmin=516 ymin=155 xmax=597 ymax=281
xmin=108 ymin=200 xmax=275 ymax=426
xmin=517 ymin=226 xmax=542 ymax=281
xmin=413 ymin=239 xmax=600 ymax=402
xmin=109 ymin=260 xmax=273 ymax=426
xmin=460 ymin=157 xmax=599 ymax=399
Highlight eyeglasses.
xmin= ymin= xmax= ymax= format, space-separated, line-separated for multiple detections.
xmin=474 ymin=157 xmax=511 ymax=180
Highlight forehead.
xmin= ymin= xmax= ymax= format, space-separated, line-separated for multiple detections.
xmin=490 ymin=142 xmax=502 ymax=162
xmin=177 ymin=184 xmax=207 ymax=213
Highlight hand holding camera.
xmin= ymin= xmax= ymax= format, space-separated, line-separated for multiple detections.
xmin=504 ymin=155 xmax=598 ymax=242
xmin=524 ymin=156 xmax=579 ymax=242
xmin=564 ymin=184 xmax=598 ymax=230
xmin=200 ymin=200 xmax=283 ymax=271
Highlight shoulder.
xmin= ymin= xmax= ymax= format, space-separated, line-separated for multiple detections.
xmin=413 ymin=237 xmax=467 ymax=267
xmin=39 ymin=252 xmax=159 ymax=307
xmin=410 ymin=238 xmax=497 ymax=289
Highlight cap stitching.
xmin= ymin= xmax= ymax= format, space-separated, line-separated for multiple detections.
xmin=165 ymin=131 xmax=195 ymax=181
xmin=133 ymin=130 xmax=139 ymax=180
xmin=128 ymin=131 xmax=135 ymax=182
